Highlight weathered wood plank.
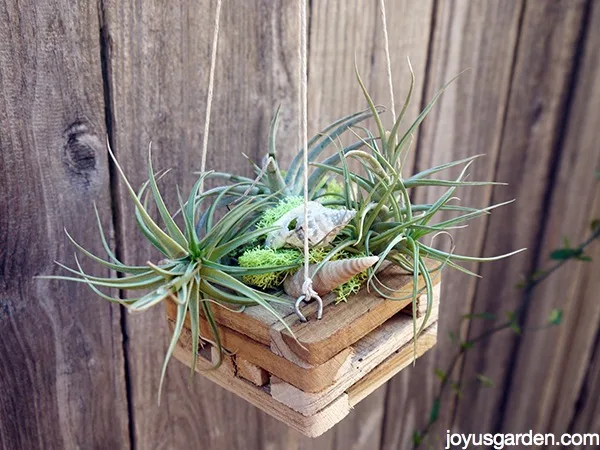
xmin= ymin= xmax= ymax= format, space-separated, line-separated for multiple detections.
xmin=453 ymin=0 xmax=588 ymax=435
xmin=173 ymin=321 xmax=437 ymax=437
xmin=566 ymin=285 xmax=600 ymax=449
xmin=202 ymin=263 xmax=424 ymax=364
xmin=269 ymin=264 xmax=430 ymax=366
xmin=102 ymin=1 xmax=300 ymax=448
xmin=381 ymin=0 xmax=524 ymax=446
xmin=237 ymin=357 xmax=270 ymax=386
xmin=165 ymin=300 xmax=355 ymax=393
xmin=499 ymin=0 xmax=600 ymax=436
xmin=0 ymin=1 xmax=129 ymax=449
xmin=348 ymin=324 xmax=438 ymax=407
xmin=270 ymin=286 xmax=439 ymax=416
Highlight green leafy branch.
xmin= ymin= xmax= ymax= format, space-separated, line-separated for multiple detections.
xmin=413 ymin=219 xmax=600 ymax=448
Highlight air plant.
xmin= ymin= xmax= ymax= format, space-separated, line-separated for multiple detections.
xmin=41 ymin=64 xmax=524 ymax=397
xmin=39 ymin=146 xmax=300 ymax=399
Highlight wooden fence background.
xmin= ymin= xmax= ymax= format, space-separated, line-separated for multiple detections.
xmin=1 ymin=0 xmax=599 ymax=449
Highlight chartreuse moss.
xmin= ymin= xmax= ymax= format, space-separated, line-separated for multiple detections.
xmin=238 ymin=247 xmax=301 ymax=289
xmin=238 ymin=245 xmax=368 ymax=303
xmin=256 ymin=196 xmax=303 ymax=228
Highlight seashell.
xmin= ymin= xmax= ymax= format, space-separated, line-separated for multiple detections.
xmin=283 ymin=256 xmax=379 ymax=299
xmin=265 ymin=201 xmax=356 ymax=249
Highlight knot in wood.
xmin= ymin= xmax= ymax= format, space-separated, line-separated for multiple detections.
xmin=62 ymin=121 xmax=101 ymax=187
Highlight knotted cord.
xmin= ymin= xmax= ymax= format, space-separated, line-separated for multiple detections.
xmin=294 ymin=0 xmax=323 ymax=322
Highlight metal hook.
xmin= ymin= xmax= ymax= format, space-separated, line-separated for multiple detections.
xmin=294 ymin=293 xmax=323 ymax=322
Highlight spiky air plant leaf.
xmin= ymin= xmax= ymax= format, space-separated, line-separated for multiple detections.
xmin=39 ymin=145 xmax=300 ymax=401
xmin=302 ymin=63 xmax=527 ymax=350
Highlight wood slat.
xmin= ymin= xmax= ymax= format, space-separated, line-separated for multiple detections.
xmin=381 ymin=0 xmax=525 ymax=446
xmin=172 ymin=322 xmax=438 ymax=437
xmin=500 ymin=0 xmax=600 ymax=436
xmin=453 ymin=0 xmax=588 ymax=436
xmin=0 ymin=1 xmax=129 ymax=449
xmin=237 ymin=357 xmax=270 ymax=387
xmin=271 ymin=284 xmax=440 ymax=416
xmin=102 ymin=1 xmax=300 ymax=448
xmin=206 ymin=263 xmax=422 ymax=360
xmin=269 ymin=264 xmax=432 ymax=366
xmin=166 ymin=274 xmax=435 ymax=393
xmin=166 ymin=300 xmax=354 ymax=393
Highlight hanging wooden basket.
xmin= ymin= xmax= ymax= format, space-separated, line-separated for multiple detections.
xmin=167 ymin=264 xmax=440 ymax=437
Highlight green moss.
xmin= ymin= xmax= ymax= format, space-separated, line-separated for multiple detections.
xmin=238 ymin=243 xmax=370 ymax=302
xmin=238 ymin=247 xmax=302 ymax=289
xmin=257 ymin=196 xmax=304 ymax=229
xmin=334 ymin=269 xmax=369 ymax=303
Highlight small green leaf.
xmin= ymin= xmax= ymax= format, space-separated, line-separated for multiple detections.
xmin=505 ymin=311 xmax=521 ymax=334
xmin=550 ymin=248 xmax=582 ymax=260
xmin=412 ymin=431 xmax=423 ymax=446
xmin=434 ymin=369 xmax=447 ymax=382
xmin=448 ymin=331 xmax=457 ymax=343
xmin=531 ymin=270 xmax=547 ymax=281
xmin=460 ymin=341 xmax=474 ymax=350
xmin=451 ymin=382 xmax=462 ymax=398
xmin=548 ymin=308 xmax=563 ymax=325
xmin=429 ymin=399 xmax=440 ymax=423
xmin=476 ymin=373 xmax=494 ymax=388
xmin=510 ymin=322 xmax=522 ymax=334
xmin=591 ymin=219 xmax=600 ymax=233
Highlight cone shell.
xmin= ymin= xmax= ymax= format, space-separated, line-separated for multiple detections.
xmin=284 ymin=256 xmax=379 ymax=299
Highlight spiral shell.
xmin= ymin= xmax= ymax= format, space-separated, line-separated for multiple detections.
xmin=265 ymin=202 xmax=356 ymax=249
xmin=283 ymin=256 xmax=379 ymax=298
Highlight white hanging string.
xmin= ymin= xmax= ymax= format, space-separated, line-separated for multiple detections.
xmin=295 ymin=0 xmax=323 ymax=322
xmin=198 ymin=0 xmax=223 ymax=195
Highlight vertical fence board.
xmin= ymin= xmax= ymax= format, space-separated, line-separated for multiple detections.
xmin=453 ymin=0 xmax=588 ymax=435
xmin=307 ymin=2 xmax=433 ymax=447
xmin=380 ymin=1 xmax=524 ymax=446
xmin=567 ymin=266 xmax=600 ymax=448
xmin=0 ymin=1 xmax=129 ymax=449
xmin=501 ymin=0 xmax=600 ymax=434
xmin=103 ymin=1 xmax=300 ymax=448
xmin=307 ymin=0 xmax=433 ymax=176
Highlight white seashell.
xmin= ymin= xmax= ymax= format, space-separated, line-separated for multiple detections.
xmin=283 ymin=256 xmax=379 ymax=298
xmin=265 ymin=201 xmax=356 ymax=249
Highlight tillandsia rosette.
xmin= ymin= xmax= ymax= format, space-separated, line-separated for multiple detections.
xmin=40 ymin=67 xmax=524 ymax=397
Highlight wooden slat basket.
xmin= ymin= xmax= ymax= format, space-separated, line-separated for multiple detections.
xmin=167 ymin=264 xmax=440 ymax=437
